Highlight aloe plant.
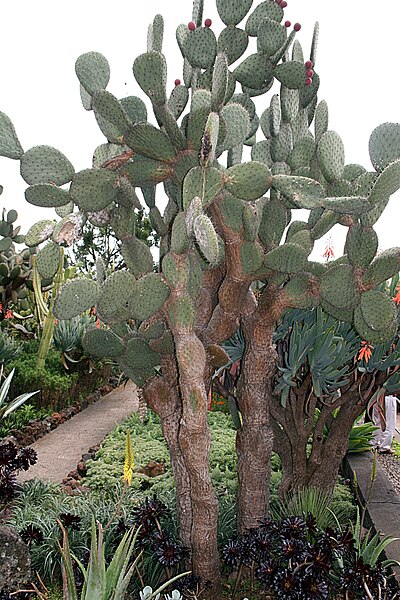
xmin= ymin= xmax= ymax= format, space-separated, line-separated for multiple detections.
xmin=0 ymin=366 xmax=39 ymax=420
xmin=2 ymin=0 xmax=400 ymax=590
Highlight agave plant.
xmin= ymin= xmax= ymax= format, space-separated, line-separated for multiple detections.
xmin=0 ymin=328 xmax=21 ymax=368
xmin=0 ymin=366 xmax=39 ymax=420
xmin=53 ymin=315 xmax=93 ymax=369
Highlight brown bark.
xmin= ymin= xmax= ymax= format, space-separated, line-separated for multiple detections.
xmin=235 ymin=286 xmax=287 ymax=533
xmin=143 ymin=356 xmax=192 ymax=548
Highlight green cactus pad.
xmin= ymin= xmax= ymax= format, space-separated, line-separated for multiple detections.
xmin=342 ymin=164 xmax=366 ymax=182
xmin=310 ymin=210 xmax=338 ymax=240
xmin=183 ymin=166 xmax=224 ymax=210
xmin=360 ymin=290 xmax=396 ymax=332
xmin=125 ymin=337 xmax=161 ymax=372
xmin=353 ymin=305 xmax=396 ymax=345
xmin=271 ymin=175 xmax=324 ymax=209
xmin=149 ymin=207 xmax=167 ymax=236
xmin=149 ymin=331 xmax=175 ymax=355
xmin=314 ymin=100 xmax=328 ymax=144
xmin=82 ymin=327 xmax=125 ymax=359
xmin=363 ymin=248 xmax=400 ymax=288
xmin=258 ymin=196 xmax=287 ymax=249
xmin=122 ymin=155 xmax=173 ymax=187
xmin=36 ymin=242 xmax=61 ymax=280
xmin=54 ymin=279 xmax=99 ymax=320
xmin=185 ymin=196 xmax=203 ymax=236
xmin=193 ymin=214 xmax=220 ymax=265
xmin=367 ymin=158 xmax=400 ymax=205
xmin=218 ymin=193 xmax=244 ymax=232
xmin=211 ymin=54 xmax=229 ymax=112
xmin=234 ymin=53 xmax=274 ymax=89
xmin=133 ymin=51 xmax=167 ymax=104
xmin=217 ymin=26 xmax=249 ymax=65
xmin=92 ymin=90 xmax=131 ymax=139
xmin=96 ymin=270 xmax=137 ymax=324
xmin=360 ymin=197 xmax=390 ymax=228
xmin=274 ymin=61 xmax=306 ymax=90
xmin=270 ymin=94 xmax=281 ymax=137
xmin=246 ymin=1 xmax=284 ymax=36
xmin=326 ymin=180 xmax=354 ymax=198
xmin=20 ymin=146 xmax=75 ymax=186
xmin=299 ymin=72 xmax=320 ymax=109
xmin=56 ymin=201 xmax=74 ymax=218
xmin=264 ymin=243 xmax=307 ymax=274
xmin=369 ymin=122 xmax=400 ymax=172
xmin=240 ymin=242 xmax=264 ymax=274
xmin=0 ymin=238 xmax=12 ymax=253
xmin=162 ymin=253 xmax=185 ymax=287
xmin=289 ymin=229 xmax=312 ymax=255
xmin=25 ymin=220 xmax=55 ymax=247
xmin=168 ymin=85 xmax=189 ymax=120
xmin=242 ymin=204 xmax=259 ymax=241
xmin=317 ymin=131 xmax=345 ymax=183
xmin=322 ymin=197 xmax=371 ymax=216
xmin=257 ymin=18 xmax=286 ymax=57
xmin=24 ymin=183 xmax=71 ymax=208
xmin=216 ymin=0 xmax=253 ymax=25
xmin=121 ymin=237 xmax=154 ymax=278
xmin=138 ymin=318 xmax=166 ymax=341
xmin=0 ymin=112 xmax=24 ymax=159
xmin=171 ymin=212 xmax=192 ymax=254
xmin=219 ymin=103 xmax=251 ymax=151
xmin=75 ymin=52 xmax=110 ymax=96
xmin=284 ymin=275 xmax=314 ymax=309
xmin=168 ymin=294 xmax=195 ymax=331
xmin=80 ymin=84 xmax=92 ymax=110
xmin=200 ymin=113 xmax=220 ymax=165
xmin=184 ymin=27 xmax=217 ymax=70
xmin=70 ymin=168 xmax=119 ymax=212
xmin=345 ymin=224 xmax=378 ymax=269
xmin=321 ymin=300 xmax=353 ymax=323
xmin=225 ymin=161 xmax=272 ymax=200
xmin=280 ymin=87 xmax=299 ymax=124
xmin=287 ymin=137 xmax=314 ymax=171
xmin=128 ymin=273 xmax=170 ymax=321
xmin=270 ymin=123 xmax=293 ymax=163
xmin=119 ymin=96 xmax=147 ymax=124
xmin=320 ymin=264 xmax=358 ymax=309
xmin=123 ymin=122 xmax=176 ymax=162
xmin=251 ymin=140 xmax=272 ymax=167
xmin=188 ymin=251 xmax=204 ymax=299
xmin=353 ymin=172 xmax=376 ymax=197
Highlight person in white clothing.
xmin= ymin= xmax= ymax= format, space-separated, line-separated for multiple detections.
xmin=371 ymin=392 xmax=397 ymax=454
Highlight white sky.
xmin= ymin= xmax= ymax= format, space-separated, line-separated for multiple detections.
xmin=0 ymin=0 xmax=399 ymax=261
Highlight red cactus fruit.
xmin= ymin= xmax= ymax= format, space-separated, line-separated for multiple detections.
xmin=175 ymin=79 xmax=181 ymax=86
xmin=204 ymin=18 xmax=212 ymax=27
xmin=285 ymin=20 xmax=291 ymax=28
xmin=306 ymin=69 xmax=314 ymax=78
xmin=188 ymin=21 xmax=196 ymax=31
xmin=281 ymin=1 xmax=288 ymax=7
xmin=294 ymin=23 xmax=301 ymax=31
xmin=305 ymin=60 xmax=313 ymax=69
xmin=305 ymin=77 xmax=313 ymax=86
xmin=275 ymin=0 xmax=282 ymax=4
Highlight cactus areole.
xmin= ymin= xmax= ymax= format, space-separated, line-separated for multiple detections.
xmin=2 ymin=0 xmax=400 ymax=594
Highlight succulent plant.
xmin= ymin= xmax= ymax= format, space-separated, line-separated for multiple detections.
xmin=2 ymin=0 xmax=400 ymax=590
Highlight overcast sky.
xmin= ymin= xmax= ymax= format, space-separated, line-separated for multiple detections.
xmin=0 ymin=0 xmax=399 ymax=261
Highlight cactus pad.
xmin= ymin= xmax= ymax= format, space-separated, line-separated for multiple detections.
xmin=225 ymin=161 xmax=272 ymax=200
xmin=124 ymin=122 xmax=176 ymax=162
xmin=92 ymin=90 xmax=131 ymax=139
xmin=20 ymin=146 xmax=75 ymax=186
xmin=271 ymin=175 xmax=324 ymax=208
xmin=25 ymin=183 xmax=71 ymax=208
xmin=257 ymin=18 xmax=286 ymax=57
xmin=193 ymin=214 xmax=220 ymax=265
xmin=217 ymin=26 xmax=249 ymax=65
xmin=240 ymin=242 xmax=264 ymax=274
xmin=36 ymin=242 xmax=62 ymax=280
xmin=54 ymin=279 xmax=99 ymax=320
xmin=25 ymin=220 xmax=55 ymax=247
xmin=168 ymin=294 xmax=196 ymax=331
xmin=246 ymin=1 xmax=284 ymax=36
xmin=363 ymin=248 xmax=400 ymax=288
xmin=83 ymin=327 xmax=125 ymax=358
xmin=353 ymin=305 xmax=396 ymax=345
xmin=133 ymin=51 xmax=167 ymax=104
xmin=369 ymin=122 xmax=400 ymax=172
xmin=317 ymin=131 xmax=345 ymax=183
xmin=70 ymin=168 xmax=119 ymax=212
xmin=122 ymin=237 xmax=154 ymax=277
xmin=219 ymin=103 xmax=251 ymax=151
xmin=184 ymin=27 xmax=217 ymax=70
xmin=0 ymin=112 xmax=24 ymax=159
xmin=216 ymin=0 xmax=253 ymax=25
xmin=367 ymin=158 xmax=400 ymax=205
xmin=284 ymin=275 xmax=314 ymax=309
xmin=320 ymin=264 xmax=358 ymax=309
xmin=360 ymin=290 xmax=396 ymax=332
xmin=264 ymin=243 xmax=307 ymax=274
xmin=183 ymin=166 xmax=224 ymax=210
xmin=346 ymin=224 xmax=378 ymax=269
xmin=97 ymin=270 xmax=137 ymax=323
xmin=234 ymin=53 xmax=274 ymax=90
xmin=258 ymin=196 xmax=287 ymax=249
xmin=274 ymin=62 xmax=306 ymax=90
xmin=129 ymin=273 xmax=170 ymax=321
xmin=75 ymin=51 xmax=110 ymax=96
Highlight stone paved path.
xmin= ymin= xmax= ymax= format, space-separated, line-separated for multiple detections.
xmin=18 ymin=380 xmax=138 ymax=484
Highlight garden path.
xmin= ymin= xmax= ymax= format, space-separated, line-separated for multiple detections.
xmin=18 ymin=381 xmax=138 ymax=484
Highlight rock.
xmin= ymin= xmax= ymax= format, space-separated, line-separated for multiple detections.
xmin=77 ymin=461 xmax=87 ymax=476
xmin=0 ymin=525 xmax=31 ymax=592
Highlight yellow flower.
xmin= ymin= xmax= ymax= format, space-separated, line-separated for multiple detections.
xmin=123 ymin=431 xmax=134 ymax=485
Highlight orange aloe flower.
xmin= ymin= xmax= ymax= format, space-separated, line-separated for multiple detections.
xmin=393 ymin=284 xmax=400 ymax=305
xmin=95 ymin=318 xmax=101 ymax=329
xmin=357 ymin=341 xmax=374 ymax=364
xmin=5 ymin=309 xmax=13 ymax=319
xmin=322 ymin=238 xmax=335 ymax=261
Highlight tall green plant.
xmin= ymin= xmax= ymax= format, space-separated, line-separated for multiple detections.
xmin=2 ymin=0 xmax=400 ymax=590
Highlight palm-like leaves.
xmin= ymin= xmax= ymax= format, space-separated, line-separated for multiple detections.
xmin=0 ymin=366 xmax=39 ymax=419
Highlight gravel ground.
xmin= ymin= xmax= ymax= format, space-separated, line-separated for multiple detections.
xmin=377 ymin=452 xmax=400 ymax=493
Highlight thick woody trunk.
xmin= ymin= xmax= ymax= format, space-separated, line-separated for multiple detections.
xmin=175 ymin=335 xmax=220 ymax=592
xmin=143 ymin=356 xmax=192 ymax=548
xmin=236 ymin=316 xmax=278 ymax=533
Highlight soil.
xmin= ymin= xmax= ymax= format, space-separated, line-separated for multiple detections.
xmin=17 ymin=380 xmax=138 ymax=485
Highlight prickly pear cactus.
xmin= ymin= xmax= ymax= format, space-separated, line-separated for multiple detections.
xmin=2 ymin=0 xmax=400 ymax=586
